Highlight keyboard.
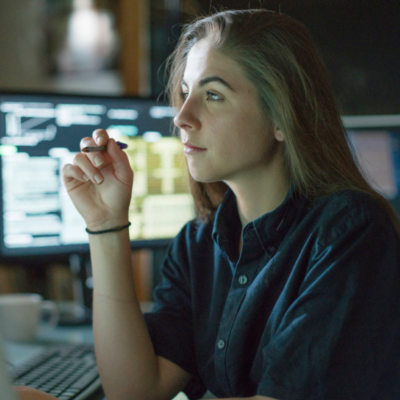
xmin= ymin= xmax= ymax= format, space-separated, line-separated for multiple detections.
xmin=10 ymin=344 xmax=102 ymax=400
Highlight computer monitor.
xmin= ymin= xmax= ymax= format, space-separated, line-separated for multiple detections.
xmin=342 ymin=114 xmax=400 ymax=217
xmin=0 ymin=91 xmax=194 ymax=260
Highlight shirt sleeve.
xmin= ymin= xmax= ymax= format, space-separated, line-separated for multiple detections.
xmin=257 ymin=206 xmax=400 ymax=400
xmin=143 ymin=223 xmax=207 ymax=400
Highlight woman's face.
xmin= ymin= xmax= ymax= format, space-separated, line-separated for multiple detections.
xmin=174 ymin=39 xmax=284 ymax=185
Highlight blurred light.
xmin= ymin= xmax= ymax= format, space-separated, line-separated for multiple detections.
xmin=143 ymin=131 xmax=162 ymax=142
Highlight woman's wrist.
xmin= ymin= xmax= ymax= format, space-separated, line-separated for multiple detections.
xmin=86 ymin=222 xmax=131 ymax=235
xmin=85 ymin=216 xmax=130 ymax=233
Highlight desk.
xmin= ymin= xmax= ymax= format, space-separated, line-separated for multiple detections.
xmin=4 ymin=325 xmax=191 ymax=400
xmin=5 ymin=326 xmax=94 ymax=364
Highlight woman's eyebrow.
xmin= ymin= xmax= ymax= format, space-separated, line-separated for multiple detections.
xmin=181 ymin=76 xmax=235 ymax=91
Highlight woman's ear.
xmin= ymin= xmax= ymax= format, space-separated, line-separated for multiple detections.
xmin=274 ymin=126 xmax=285 ymax=142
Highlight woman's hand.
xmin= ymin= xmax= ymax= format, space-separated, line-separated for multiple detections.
xmin=14 ymin=386 xmax=58 ymax=400
xmin=62 ymin=129 xmax=134 ymax=231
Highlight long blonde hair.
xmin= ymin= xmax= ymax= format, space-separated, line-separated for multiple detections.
xmin=166 ymin=9 xmax=400 ymax=234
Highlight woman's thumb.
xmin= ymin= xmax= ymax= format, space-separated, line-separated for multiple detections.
xmin=106 ymin=138 xmax=132 ymax=180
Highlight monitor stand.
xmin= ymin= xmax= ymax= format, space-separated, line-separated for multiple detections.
xmin=57 ymin=253 xmax=92 ymax=326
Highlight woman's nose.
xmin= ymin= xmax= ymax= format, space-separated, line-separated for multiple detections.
xmin=173 ymin=98 xmax=201 ymax=131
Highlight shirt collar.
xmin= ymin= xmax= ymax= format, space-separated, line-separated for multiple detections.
xmin=212 ymin=184 xmax=303 ymax=258
xmin=252 ymin=183 xmax=300 ymax=252
xmin=212 ymin=188 xmax=242 ymax=258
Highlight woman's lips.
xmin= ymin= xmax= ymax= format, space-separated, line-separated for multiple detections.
xmin=183 ymin=142 xmax=207 ymax=153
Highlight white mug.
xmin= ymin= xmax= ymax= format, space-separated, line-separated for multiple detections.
xmin=0 ymin=293 xmax=59 ymax=342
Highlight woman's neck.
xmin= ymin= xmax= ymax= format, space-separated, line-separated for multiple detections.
xmin=227 ymin=158 xmax=290 ymax=228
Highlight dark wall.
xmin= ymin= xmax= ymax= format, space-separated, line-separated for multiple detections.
xmin=151 ymin=0 xmax=400 ymax=116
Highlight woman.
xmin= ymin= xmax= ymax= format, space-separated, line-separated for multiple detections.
xmin=17 ymin=9 xmax=400 ymax=400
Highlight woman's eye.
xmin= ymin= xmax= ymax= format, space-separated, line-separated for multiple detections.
xmin=180 ymin=92 xmax=188 ymax=102
xmin=179 ymin=90 xmax=222 ymax=103
xmin=206 ymin=91 xmax=222 ymax=102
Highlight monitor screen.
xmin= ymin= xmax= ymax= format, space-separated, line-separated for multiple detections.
xmin=343 ymin=115 xmax=400 ymax=217
xmin=0 ymin=91 xmax=194 ymax=258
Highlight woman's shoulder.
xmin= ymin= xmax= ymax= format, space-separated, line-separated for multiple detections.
xmin=309 ymin=189 xmax=398 ymax=246
xmin=314 ymin=189 xmax=391 ymax=222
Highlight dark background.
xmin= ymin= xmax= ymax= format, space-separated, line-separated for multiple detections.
xmin=1 ymin=0 xmax=397 ymax=116
xmin=150 ymin=0 xmax=400 ymax=116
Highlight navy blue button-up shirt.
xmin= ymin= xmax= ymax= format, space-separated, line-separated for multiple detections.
xmin=144 ymin=187 xmax=400 ymax=400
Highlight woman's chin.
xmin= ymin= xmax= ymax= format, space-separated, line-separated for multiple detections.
xmin=188 ymin=166 xmax=223 ymax=183
xmin=190 ymin=173 xmax=217 ymax=183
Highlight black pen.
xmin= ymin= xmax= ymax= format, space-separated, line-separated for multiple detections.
xmin=82 ymin=141 xmax=128 ymax=153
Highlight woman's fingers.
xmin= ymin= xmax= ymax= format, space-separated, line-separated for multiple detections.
xmin=62 ymin=163 xmax=90 ymax=185
xmin=62 ymin=150 xmax=106 ymax=187
xmin=72 ymin=153 xmax=104 ymax=185
xmin=80 ymin=131 xmax=132 ymax=184
xmin=93 ymin=128 xmax=109 ymax=145
xmin=73 ymin=130 xmax=132 ymax=187
xmin=79 ymin=135 xmax=106 ymax=169
xmin=104 ymin=138 xmax=133 ymax=183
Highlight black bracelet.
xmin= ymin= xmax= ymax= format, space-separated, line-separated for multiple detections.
xmin=85 ymin=222 xmax=131 ymax=235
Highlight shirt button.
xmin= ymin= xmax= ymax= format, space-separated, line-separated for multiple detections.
xmin=238 ymin=275 xmax=248 ymax=285
xmin=217 ymin=340 xmax=225 ymax=349
xmin=267 ymin=245 xmax=276 ymax=254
